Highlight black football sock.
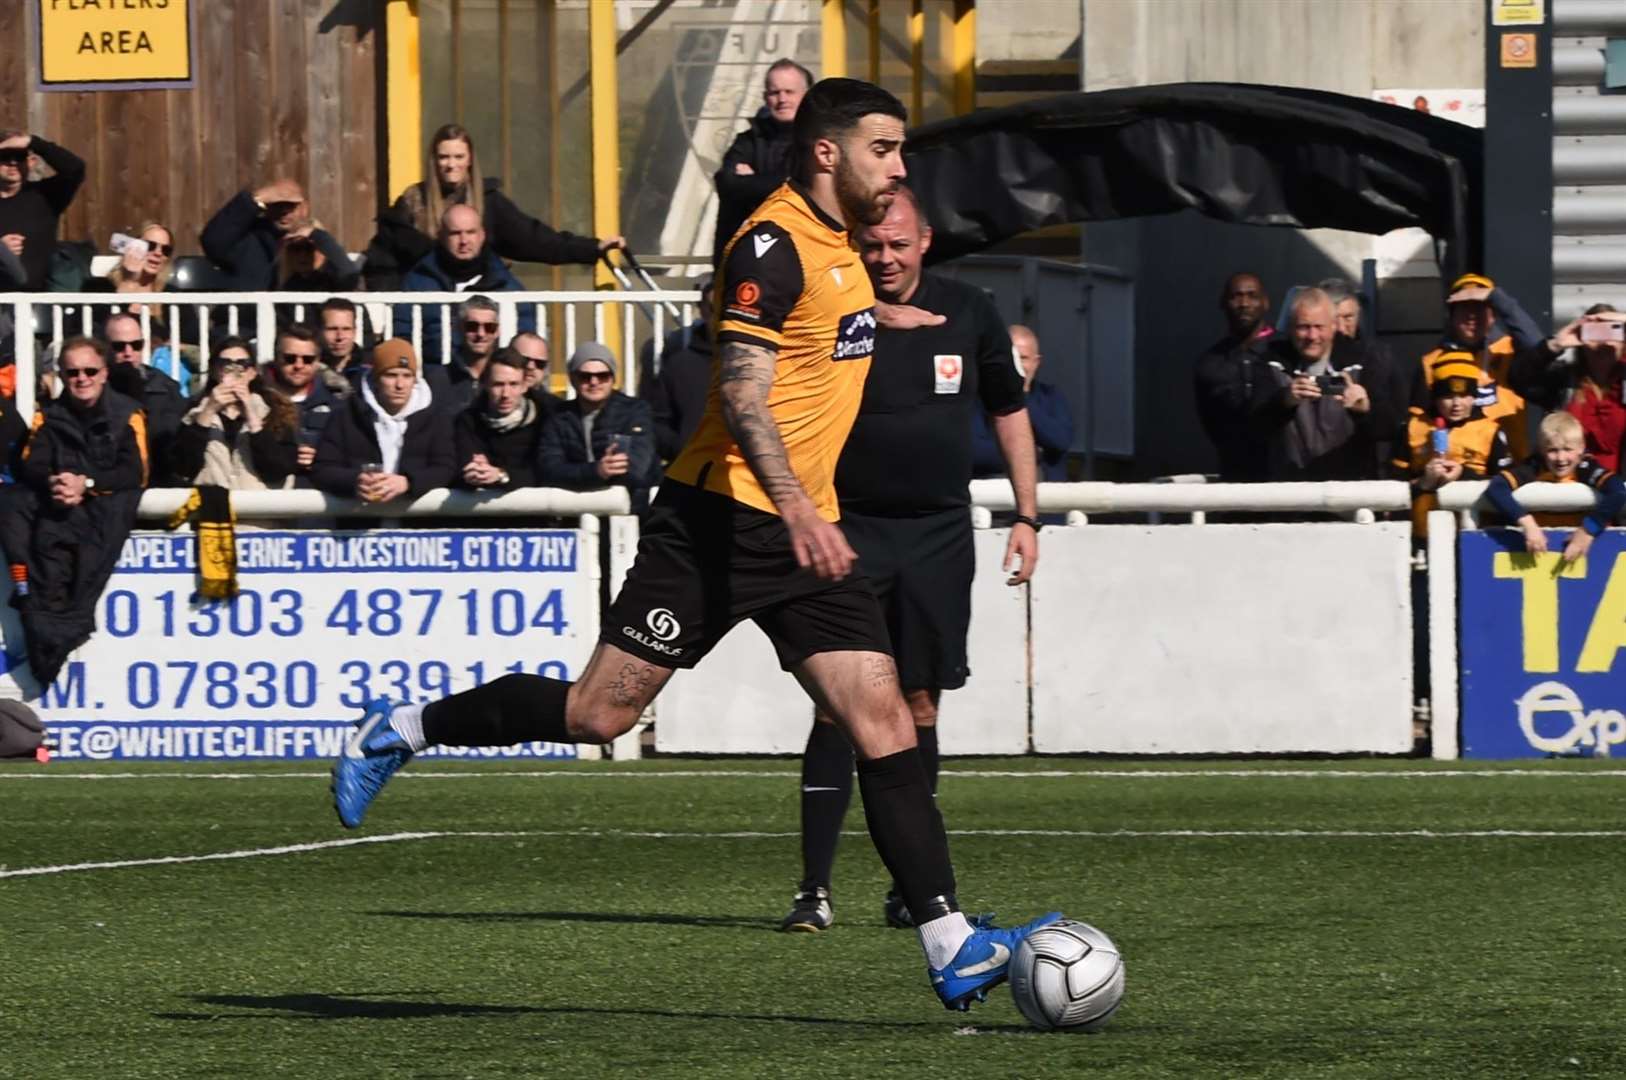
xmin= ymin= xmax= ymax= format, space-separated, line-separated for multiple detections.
xmin=856 ymin=748 xmax=958 ymax=923
xmin=798 ymin=720 xmax=854 ymax=893
xmin=916 ymin=724 xmax=940 ymax=795
xmin=421 ymin=673 xmax=572 ymax=747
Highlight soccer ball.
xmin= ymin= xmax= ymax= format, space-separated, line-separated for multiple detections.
xmin=1008 ymin=919 xmax=1124 ymax=1031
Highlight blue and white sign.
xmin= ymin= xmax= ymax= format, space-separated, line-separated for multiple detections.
xmin=1460 ymin=529 xmax=1626 ymax=758
xmin=0 ymin=529 xmax=596 ymax=760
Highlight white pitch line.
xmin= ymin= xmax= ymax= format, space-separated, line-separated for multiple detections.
xmin=6 ymin=827 xmax=1625 ymax=881
xmin=8 ymin=768 xmax=1626 ymax=782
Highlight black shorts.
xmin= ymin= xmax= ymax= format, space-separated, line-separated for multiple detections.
xmin=840 ymin=506 xmax=974 ymax=692
xmin=604 ymin=481 xmax=892 ymax=670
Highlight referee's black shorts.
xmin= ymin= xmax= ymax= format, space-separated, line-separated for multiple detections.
xmin=604 ymin=480 xmax=892 ymax=670
xmin=840 ymin=506 xmax=975 ymax=692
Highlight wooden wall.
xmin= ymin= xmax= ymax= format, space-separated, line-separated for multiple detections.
xmin=0 ymin=1 xmax=382 ymax=261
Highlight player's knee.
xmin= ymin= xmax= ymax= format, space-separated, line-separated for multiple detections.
xmin=566 ymin=705 xmax=639 ymax=745
xmin=905 ymin=689 xmax=938 ymax=727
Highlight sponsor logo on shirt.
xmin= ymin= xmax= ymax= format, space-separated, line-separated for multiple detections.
xmin=935 ymin=354 xmax=963 ymax=395
xmin=834 ymin=308 xmax=876 ymax=362
xmin=726 ymin=278 xmax=762 ymax=320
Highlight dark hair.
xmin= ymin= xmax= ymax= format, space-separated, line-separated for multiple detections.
xmin=61 ymin=336 xmax=108 ymax=366
xmin=1584 ymin=302 xmax=1618 ymax=316
xmin=277 ymin=323 xmax=319 ymax=351
xmin=212 ymin=336 xmax=254 ymax=363
xmin=320 ymin=297 xmax=357 ymax=318
xmin=485 ymin=347 xmax=529 ymax=380
xmin=792 ymin=78 xmax=908 ymax=183
xmin=766 ymin=58 xmax=815 ymax=91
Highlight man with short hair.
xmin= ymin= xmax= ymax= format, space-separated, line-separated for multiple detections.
xmin=312 ymin=339 xmax=456 ymax=501
xmin=202 ymin=178 xmax=339 ymax=292
xmin=782 ymin=185 xmax=1040 ymax=934
xmin=0 ymin=130 xmax=86 ymax=290
xmin=1317 ymin=278 xmax=1410 ymax=476
xmin=332 ymin=77 xmax=1058 ymax=1016
xmin=395 ymin=206 xmax=533 ymax=364
xmin=510 ymin=331 xmax=564 ymax=414
xmin=0 ymin=337 xmax=147 ymax=685
xmin=1259 ymin=288 xmax=1373 ymax=481
xmin=261 ymin=324 xmax=346 ymax=476
xmin=713 ymin=58 xmax=814 ymax=265
xmin=319 ymin=298 xmax=371 ymax=376
xmin=1194 ymin=271 xmax=1277 ymax=481
xmin=455 ymin=350 xmax=550 ymax=490
xmin=103 ymin=312 xmax=184 ymax=479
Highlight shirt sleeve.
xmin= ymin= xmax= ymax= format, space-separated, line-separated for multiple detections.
xmin=715 ymin=220 xmax=803 ymax=352
xmin=972 ymin=291 xmax=1024 ymax=416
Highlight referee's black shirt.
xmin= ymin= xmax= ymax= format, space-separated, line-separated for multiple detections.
xmin=835 ymin=273 xmax=1024 ymax=517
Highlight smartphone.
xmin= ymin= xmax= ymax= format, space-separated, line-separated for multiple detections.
xmin=1580 ymin=320 xmax=1625 ymax=345
xmin=109 ymin=232 xmax=149 ymax=259
xmin=1315 ymin=374 xmax=1348 ymax=395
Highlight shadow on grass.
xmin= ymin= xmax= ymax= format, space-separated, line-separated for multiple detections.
xmin=368 ymin=909 xmax=779 ymax=931
xmin=154 ymin=992 xmax=959 ymax=1031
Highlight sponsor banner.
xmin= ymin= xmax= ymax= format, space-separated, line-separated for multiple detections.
xmin=1460 ymin=530 xmax=1626 ymax=758
xmin=1 ymin=530 xmax=594 ymax=760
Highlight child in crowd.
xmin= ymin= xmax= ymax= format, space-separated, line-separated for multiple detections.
xmin=1396 ymin=352 xmax=1513 ymax=534
xmin=1485 ymin=410 xmax=1625 ymax=564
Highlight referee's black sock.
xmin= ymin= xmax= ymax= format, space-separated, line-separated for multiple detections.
xmin=421 ymin=673 xmax=572 ymax=747
xmin=916 ymin=724 xmax=940 ymax=795
xmin=798 ymin=719 xmax=854 ymax=893
xmin=856 ymin=748 xmax=958 ymax=923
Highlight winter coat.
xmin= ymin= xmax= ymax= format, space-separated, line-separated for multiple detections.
xmin=640 ymin=322 xmax=713 ymax=461
xmin=1194 ymin=328 xmax=1278 ymax=482
xmin=0 ymin=390 xmax=146 ymax=685
xmin=106 ymin=362 xmax=186 ymax=481
xmin=0 ymin=137 xmax=86 ymax=289
xmin=972 ymin=382 xmax=1076 ymax=483
xmin=200 ymin=190 xmax=354 ymax=292
xmin=453 ymin=392 xmax=556 ymax=489
xmin=363 ymin=177 xmax=600 ymax=290
xmin=538 ymin=392 xmax=659 ymax=495
xmin=392 ymin=248 xmax=536 ymax=364
xmin=311 ymin=387 xmax=457 ymax=497
xmin=167 ymin=387 xmax=300 ymax=490
xmin=1258 ymin=338 xmax=1374 ymax=481
xmin=713 ymin=109 xmax=795 ymax=266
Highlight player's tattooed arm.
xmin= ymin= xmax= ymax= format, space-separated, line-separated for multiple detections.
xmin=716 ymin=340 xmax=814 ymax=516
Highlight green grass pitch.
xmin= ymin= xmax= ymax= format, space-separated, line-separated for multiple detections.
xmin=4 ymin=757 xmax=1625 ymax=1078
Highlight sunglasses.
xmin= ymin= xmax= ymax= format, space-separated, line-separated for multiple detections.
xmin=110 ymin=339 xmax=145 ymax=353
xmin=280 ymin=353 xmax=319 ymax=367
xmin=146 ymin=242 xmax=174 ymax=257
xmin=265 ymin=201 xmax=301 ymax=216
xmin=524 ymin=360 xmax=547 ymax=371
xmin=464 ymin=320 xmax=499 ymax=334
xmin=215 ymin=360 xmax=253 ymax=375
xmin=0 ymin=151 xmax=27 ymax=167
xmin=572 ymin=369 xmax=613 ymax=384
xmin=62 ymin=366 xmax=104 ymax=380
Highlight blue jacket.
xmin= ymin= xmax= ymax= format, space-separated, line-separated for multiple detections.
xmin=539 ymin=392 xmax=660 ymax=499
xmin=972 ymin=382 xmax=1075 ymax=482
xmin=393 ymin=248 xmax=535 ymax=363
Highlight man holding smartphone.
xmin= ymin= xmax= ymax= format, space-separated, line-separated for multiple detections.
xmin=537 ymin=342 xmax=659 ymax=503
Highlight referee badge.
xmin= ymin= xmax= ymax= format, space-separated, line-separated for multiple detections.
xmin=934 ymin=354 xmax=963 ymax=394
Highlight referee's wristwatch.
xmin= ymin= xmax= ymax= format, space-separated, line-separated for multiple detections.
xmin=1011 ymin=514 xmax=1042 ymax=532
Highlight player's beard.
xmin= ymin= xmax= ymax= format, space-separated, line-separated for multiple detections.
xmin=835 ymin=154 xmax=894 ymax=227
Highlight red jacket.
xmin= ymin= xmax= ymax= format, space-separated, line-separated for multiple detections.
xmin=1565 ymin=374 xmax=1626 ymax=472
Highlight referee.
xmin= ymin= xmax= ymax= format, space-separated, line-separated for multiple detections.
xmin=781 ymin=185 xmax=1041 ymax=933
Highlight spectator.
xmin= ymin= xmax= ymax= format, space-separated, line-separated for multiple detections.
xmin=167 ymin=337 xmax=299 ymax=490
xmin=394 ymin=208 xmax=534 ymax=365
xmin=312 ymin=338 xmax=456 ymax=501
xmin=972 ymin=324 xmax=1074 ymax=482
xmin=0 ymin=338 xmax=145 ymax=684
xmin=1418 ymin=272 xmax=1546 ymax=460
xmin=319 ymin=297 xmax=372 ymax=377
xmin=641 ymin=276 xmax=714 ymax=460
xmin=141 ymin=317 xmax=198 ymax=399
xmin=1194 ymin=271 xmax=1276 ymax=481
xmin=363 ymin=122 xmax=620 ymax=290
xmin=259 ymin=324 xmax=349 ymax=479
xmin=1257 ymin=288 xmax=1374 ymax=481
xmin=1487 ymin=411 xmax=1626 ymax=562
xmin=0 ymin=130 xmax=86 ymax=290
xmin=712 ymin=59 xmax=812 ymax=265
xmin=104 ymin=221 xmax=177 ymax=298
xmin=0 ymin=386 xmax=25 ymax=478
xmin=201 ymin=178 xmax=340 ymax=292
xmin=511 ymin=331 xmax=564 ymax=414
xmin=103 ymin=312 xmax=186 ymax=478
xmin=443 ymin=295 xmax=507 ymax=412
xmin=1319 ymin=277 xmax=1411 ymax=476
xmin=275 ymin=219 xmax=361 ymax=292
xmin=454 ymin=349 xmax=549 ymax=491
xmin=1394 ymin=353 xmax=1513 ymax=535
xmin=539 ymin=343 xmax=658 ymax=503
xmin=1509 ymin=304 xmax=1626 ymax=472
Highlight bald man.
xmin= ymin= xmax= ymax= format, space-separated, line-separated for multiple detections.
xmin=394 ymin=203 xmax=535 ymax=364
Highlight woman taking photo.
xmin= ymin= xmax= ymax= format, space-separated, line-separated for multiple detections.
xmin=166 ymin=337 xmax=300 ymax=490
xmin=363 ymin=123 xmax=621 ymax=289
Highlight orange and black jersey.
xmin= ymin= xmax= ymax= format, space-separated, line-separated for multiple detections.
xmin=1394 ymin=405 xmax=1512 ymax=537
xmin=666 ymin=180 xmax=875 ymax=522
xmin=1485 ymin=455 xmax=1626 ymax=533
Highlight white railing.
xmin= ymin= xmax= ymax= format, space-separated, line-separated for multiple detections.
xmin=134 ymin=486 xmax=633 ymax=520
xmin=3 ymin=288 xmax=703 ymax=421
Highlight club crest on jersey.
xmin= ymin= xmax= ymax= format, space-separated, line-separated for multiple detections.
xmin=834 ymin=308 xmax=877 ymax=362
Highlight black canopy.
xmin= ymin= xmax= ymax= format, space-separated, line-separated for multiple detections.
xmin=903 ymin=82 xmax=1482 ymax=278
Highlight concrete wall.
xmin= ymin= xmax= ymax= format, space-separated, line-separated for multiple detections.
xmin=1078 ymin=0 xmax=1484 ymax=477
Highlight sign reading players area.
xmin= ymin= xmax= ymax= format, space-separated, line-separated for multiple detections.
xmin=36 ymin=0 xmax=195 ymax=92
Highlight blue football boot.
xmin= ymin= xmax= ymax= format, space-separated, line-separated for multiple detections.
xmin=331 ymin=699 xmax=415 ymax=829
xmin=929 ymin=911 xmax=1063 ymax=1011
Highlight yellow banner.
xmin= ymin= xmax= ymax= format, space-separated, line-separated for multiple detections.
xmin=38 ymin=0 xmax=193 ymax=87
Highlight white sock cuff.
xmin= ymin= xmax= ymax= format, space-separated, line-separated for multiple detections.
xmin=918 ymin=911 xmax=974 ymax=969
xmin=392 ymin=703 xmax=427 ymax=751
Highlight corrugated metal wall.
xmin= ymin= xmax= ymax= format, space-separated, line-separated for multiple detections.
xmin=1552 ymin=0 xmax=1626 ymax=321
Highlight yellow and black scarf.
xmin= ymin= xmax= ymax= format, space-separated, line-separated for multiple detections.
xmin=166 ymin=485 xmax=238 ymax=600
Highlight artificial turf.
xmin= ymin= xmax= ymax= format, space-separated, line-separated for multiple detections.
xmin=3 ymin=757 xmax=1624 ymax=1079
